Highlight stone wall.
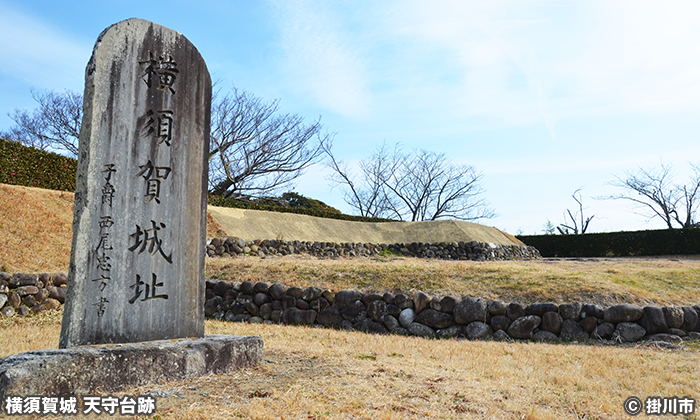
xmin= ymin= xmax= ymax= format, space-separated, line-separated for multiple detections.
xmin=205 ymin=280 xmax=700 ymax=345
xmin=206 ymin=237 xmax=540 ymax=261
xmin=0 ymin=273 xmax=66 ymax=316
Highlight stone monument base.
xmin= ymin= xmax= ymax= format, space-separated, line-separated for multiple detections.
xmin=0 ymin=335 xmax=263 ymax=399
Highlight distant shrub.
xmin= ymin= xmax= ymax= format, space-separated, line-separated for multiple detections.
xmin=0 ymin=138 xmax=77 ymax=191
xmin=517 ymin=229 xmax=700 ymax=257
xmin=208 ymin=193 xmax=397 ymax=223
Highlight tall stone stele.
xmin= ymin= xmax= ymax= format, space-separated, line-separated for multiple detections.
xmin=60 ymin=18 xmax=211 ymax=347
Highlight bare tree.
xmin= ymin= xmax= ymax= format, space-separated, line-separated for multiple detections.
xmin=557 ymin=187 xmax=594 ymax=234
xmin=209 ymin=87 xmax=333 ymax=197
xmin=2 ymin=90 xmax=82 ymax=156
xmin=602 ymin=162 xmax=700 ymax=229
xmin=323 ymin=141 xmax=397 ymax=218
xmin=325 ymin=143 xmax=495 ymax=222
xmin=3 ymin=87 xmax=333 ymax=198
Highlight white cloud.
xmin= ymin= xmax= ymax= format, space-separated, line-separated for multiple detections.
xmin=356 ymin=1 xmax=700 ymax=128
xmin=267 ymin=0 xmax=371 ymax=119
xmin=0 ymin=3 xmax=88 ymax=90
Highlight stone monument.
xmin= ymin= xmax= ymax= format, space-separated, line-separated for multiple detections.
xmin=60 ymin=18 xmax=210 ymax=347
xmin=0 ymin=19 xmax=262 ymax=401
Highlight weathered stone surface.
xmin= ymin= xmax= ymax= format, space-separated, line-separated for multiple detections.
xmin=488 ymin=300 xmax=507 ymax=316
xmin=407 ymin=322 xmax=435 ymax=338
xmin=0 ymin=306 xmax=14 ymax=317
xmin=681 ymin=306 xmax=698 ymax=331
xmin=603 ymin=304 xmax=643 ymax=323
xmin=560 ymin=319 xmax=588 ymax=342
xmin=382 ymin=292 xmax=395 ymax=304
xmin=60 ymin=19 xmax=211 ymax=348
xmin=282 ymin=295 xmax=296 ymax=310
xmin=414 ymin=291 xmax=431 ymax=314
xmin=254 ymin=282 xmax=271 ymax=294
xmin=662 ymin=306 xmax=684 ymax=329
xmin=368 ymin=300 xmax=387 ymax=322
xmin=301 ymin=286 xmax=323 ymax=302
xmin=268 ymin=283 xmax=289 ymax=300
xmin=361 ymin=293 xmax=383 ymax=306
xmin=254 ymin=292 xmax=271 ymax=307
xmin=204 ymin=296 xmax=222 ymax=318
xmin=22 ymin=296 xmax=36 ymax=308
xmin=47 ymin=286 xmax=66 ymax=303
xmin=414 ymin=308 xmax=455 ymax=329
xmin=213 ymin=281 xmax=231 ymax=297
xmin=454 ymin=297 xmax=488 ymax=325
xmin=615 ymin=322 xmax=646 ymax=342
xmin=466 ymin=321 xmax=492 ymax=340
xmin=239 ymin=281 xmax=255 ymax=295
xmin=436 ymin=325 xmax=466 ymax=339
xmin=394 ymin=293 xmax=414 ymax=310
xmin=17 ymin=306 xmax=29 ymax=316
xmin=33 ymin=288 xmax=48 ymax=303
xmin=340 ymin=300 xmax=367 ymax=323
xmin=490 ymin=315 xmax=511 ymax=331
xmin=7 ymin=292 xmax=20 ymax=308
xmin=0 ymin=294 xmax=6 ymax=309
xmin=645 ymin=333 xmax=682 ymax=343
xmin=52 ymin=273 xmax=68 ymax=287
xmin=541 ymin=312 xmax=563 ymax=334
xmin=430 ymin=296 xmax=457 ymax=313
xmin=355 ymin=319 xmax=388 ymax=334
xmin=579 ymin=316 xmax=598 ymax=333
xmin=17 ymin=286 xmax=38 ymax=297
xmin=386 ymin=304 xmax=401 ymax=318
xmin=9 ymin=274 xmax=39 ymax=288
xmin=334 ymin=290 xmax=363 ymax=310
xmin=282 ymin=307 xmax=317 ymax=325
xmin=506 ymin=302 xmax=525 ymax=320
xmin=295 ymin=299 xmax=310 ymax=310
xmin=399 ymin=308 xmax=416 ymax=328
xmin=382 ymin=314 xmax=399 ymax=331
xmin=507 ymin=315 xmax=541 ymax=339
xmin=286 ymin=287 xmax=304 ymax=299
xmin=558 ymin=302 xmax=582 ymax=320
xmin=581 ymin=303 xmax=604 ymax=319
xmin=668 ymin=328 xmax=686 ymax=337
xmin=317 ymin=307 xmax=343 ymax=326
xmin=0 ymin=335 xmax=261 ymax=399
xmin=593 ymin=323 xmax=615 ymax=340
xmin=525 ymin=302 xmax=558 ymax=316
xmin=493 ymin=329 xmax=511 ymax=341
xmin=245 ymin=301 xmax=259 ymax=316
xmin=533 ymin=330 xmax=559 ymax=342
xmin=638 ymin=306 xmax=669 ymax=334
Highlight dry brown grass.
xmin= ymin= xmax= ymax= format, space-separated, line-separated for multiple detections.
xmin=207 ymin=255 xmax=700 ymax=306
xmin=6 ymin=311 xmax=700 ymax=420
xmin=0 ymin=184 xmax=74 ymax=272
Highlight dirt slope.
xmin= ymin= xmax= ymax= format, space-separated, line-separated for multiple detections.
xmin=0 ymin=184 xmax=521 ymax=272
xmin=207 ymin=206 xmax=524 ymax=245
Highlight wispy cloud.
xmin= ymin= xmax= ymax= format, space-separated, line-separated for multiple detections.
xmin=347 ymin=0 xmax=700 ymax=130
xmin=267 ymin=0 xmax=371 ymax=119
xmin=0 ymin=3 xmax=88 ymax=90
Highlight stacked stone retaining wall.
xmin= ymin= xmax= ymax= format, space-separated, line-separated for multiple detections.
xmin=206 ymin=237 xmax=540 ymax=261
xmin=205 ymin=280 xmax=700 ymax=345
xmin=0 ymin=273 xmax=67 ymax=316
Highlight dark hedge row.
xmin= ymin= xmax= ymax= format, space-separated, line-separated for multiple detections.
xmin=517 ymin=229 xmax=700 ymax=257
xmin=209 ymin=194 xmax=399 ymax=223
xmin=0 ymin=138 xmax=77 ymax=191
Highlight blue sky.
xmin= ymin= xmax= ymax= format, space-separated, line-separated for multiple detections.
xmin=1 ymin=1 xmax=699 ymax=235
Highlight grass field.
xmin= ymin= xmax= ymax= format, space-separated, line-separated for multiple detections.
xmin=1 ymin=183 xmax=699 ymax=419
xmin=2 ymin=310 xmax=699 ymax=420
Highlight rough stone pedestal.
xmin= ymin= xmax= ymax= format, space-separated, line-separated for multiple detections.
xmin=0 ymin=335 xmax=262 ymax=400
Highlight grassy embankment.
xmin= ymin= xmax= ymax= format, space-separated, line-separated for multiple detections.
xmin=1 ymin=183 xmax=699 ymax=419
